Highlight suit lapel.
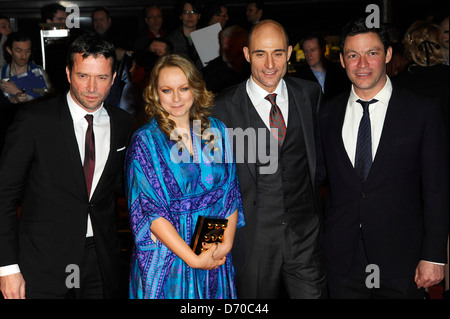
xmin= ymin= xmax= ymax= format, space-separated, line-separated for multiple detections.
xmin=285 ymin=77 xmax=317 ymax=181
xmin=367 ymin=87 xmax=401 ymax=181
xmin=58 ymin=95 xmax=88 ymax=198
xmin=332 ymin=92 xmax=358 ymax=177
xmin=333 ymin=88 xmax=402 ymax=185
xmin=228 ymin=83 xmax=257 ymax=182
xmin=90 ymin=105 xmax=116 ymax=201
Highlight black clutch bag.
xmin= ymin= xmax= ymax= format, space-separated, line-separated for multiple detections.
xmin=190 ymin=216 xmax=228 ymax=255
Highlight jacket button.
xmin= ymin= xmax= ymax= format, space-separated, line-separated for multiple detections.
xmin=361 ymin=193 xmax=367 ymax=198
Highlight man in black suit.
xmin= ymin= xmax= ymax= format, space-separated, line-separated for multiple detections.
xmin=0 ymin=34 xmax=132 ymax=299
xmin=318 ymin=18 xmax=448 ymax=298
xmin=294 ymin=34 xmax=350 ymax=101
xmin=213 ymin=19 xmax=326 ymax=298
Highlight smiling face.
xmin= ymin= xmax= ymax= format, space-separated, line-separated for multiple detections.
xmin=66 ymin=53 xmax=116 ymax=112
xmin=244 ymin=21 xmax=292 ymax=93
xmin=340 ymin=32 xmax=392 ymax=99
xmin=157 ymin=66 xmax=194 ymax=126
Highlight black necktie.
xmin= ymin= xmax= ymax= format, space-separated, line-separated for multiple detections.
xmin=84 ymin=114 xmax=95 ymax=197
xmin=265 ymin=93 xmax=286 ymax=146
xmin=354 ymin=99 xmax=377 ymax=183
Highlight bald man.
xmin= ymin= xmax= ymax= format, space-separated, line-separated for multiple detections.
xmin=213 ymin=20 xmax=327 ymax=298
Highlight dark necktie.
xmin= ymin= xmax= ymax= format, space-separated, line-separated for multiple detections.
xmin=354 ymin=99 xmax=377 ymax=183
xmin=265 ymin=93 xmax=286 ymax=146
xmin=84 ymin=114 xmax=95 ymax=197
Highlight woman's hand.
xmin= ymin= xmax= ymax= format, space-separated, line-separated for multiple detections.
xmin=150 ymin=217 xmax=226 ymax=271
xmin=211 ymin=242 xmax=231 ymax=260
xmin=193 ymin=243 xmax=226 ymax=270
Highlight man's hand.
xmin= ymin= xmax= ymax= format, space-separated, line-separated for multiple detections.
xmin=415 ymin=260 xmax=444 ymax=289
xmin=0 ymin=273 xmax=26 ymax=299
xmin=10 ymin=92 xmax=28 ymax=104
xmin=0 ymin=79 xmax=21 ymax=96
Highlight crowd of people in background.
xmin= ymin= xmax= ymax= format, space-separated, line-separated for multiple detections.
xmin=1 ymin=2 xmax=447 ymax=119
xmin=0 ymin=0 xmax=448 ymax=300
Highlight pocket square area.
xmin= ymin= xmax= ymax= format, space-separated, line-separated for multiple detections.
xmin=117 ymin=146 xmax=126 ymax=152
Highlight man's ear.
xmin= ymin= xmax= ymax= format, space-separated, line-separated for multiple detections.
xmin=339 ymin=52 xmax=345 ymax=69
xmin=65 ymin=66 xmax=71 ymax=84
xmin=111 ymin=71 xmax=117 ymax=85
xmin=385 ymin=46 xmax=393 ymax=64
xmin=286 ymin=45 xmax=293 ymax=61
xmin=243 ymin=46 xmax=250 ymax=63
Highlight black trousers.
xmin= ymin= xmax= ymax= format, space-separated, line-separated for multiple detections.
xmin=236 ymin=225 xmax=327 ymax=299
xmin=327 ymin=233 xmax=425 ymax=299
xmin=64 ymin=237 xmax=104 ymax=299
xmin=26 ymin=237 xmax=104 ymax=299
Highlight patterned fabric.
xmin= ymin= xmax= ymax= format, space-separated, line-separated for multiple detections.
xmin=355 ymin=99 xmax=377 ymax=183
xmin=83 ymin=115 xmax=95 ymax=197
xmin=125 ymin=117 xmax=245 ymax=299
xmin=265 ymin=93 xmax=286 ymax=145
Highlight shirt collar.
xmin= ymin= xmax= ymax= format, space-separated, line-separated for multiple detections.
xmin=66 ymin=91 xmax=105 ymax=123
xmin=349 ymin=75 xmax=393 ymax=108
xmin=247 ymin=76 xmax=288 ymax=106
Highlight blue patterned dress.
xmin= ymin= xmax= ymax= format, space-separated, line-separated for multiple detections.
xmin=125 ymin=117 xmax=244 ymax=299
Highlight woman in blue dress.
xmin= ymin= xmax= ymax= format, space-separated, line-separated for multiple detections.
xmin=125 ymin=54 xmax=244 ymax=299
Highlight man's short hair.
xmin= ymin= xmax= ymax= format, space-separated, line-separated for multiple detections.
xmin=41 ymin=3 xmax=65 ymax=23
xmin=339 ymin=17 xmax=391 ymax=53
xmin=67 ymin=34 xmax=117 ymax=74
xmin=302 ymin=33 xmax=326 ymax=49
xmin=3 ymin=32 xmax=32 ymax=64
xmin=247 ymin=0 xmax=265 ymax=11
xmin=91 ymin=7 xmax=111 ymax=20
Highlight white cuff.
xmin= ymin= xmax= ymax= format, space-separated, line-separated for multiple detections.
xmin=0 ymin=264 xmax=21 ymax=276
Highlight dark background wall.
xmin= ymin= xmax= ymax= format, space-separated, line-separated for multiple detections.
xmin=2 ymin=0 xmax=449 ymax=48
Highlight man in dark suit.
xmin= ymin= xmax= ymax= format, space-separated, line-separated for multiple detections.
xmin=294 ymin=33 xmax=350 ymax=101
xmin=0 ymin=34 xmax=132 ymax=299
xmin=318 ymin=18 xmax=449 ymax=298
xmin=213 ymin=20 xmax=326 ymax=298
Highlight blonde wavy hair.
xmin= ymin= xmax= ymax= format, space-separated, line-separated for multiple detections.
xmin=143 ymin=54 xmax=215 ymax=140
xmin=403 ymin=20 xmax=445 ymax=67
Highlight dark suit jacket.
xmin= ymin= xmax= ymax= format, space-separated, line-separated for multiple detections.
xmin=0 ymin=94 xmax=132 ymax=296
xmin=294 ymin=59 xmax=351 ymax=102
xmin=392 ymin=63 xmax=449 ymax=136
xmin=213 ymin=76 xmax=323 ymax=274
xmin=318 ymin=85 xmax=449 ymax=279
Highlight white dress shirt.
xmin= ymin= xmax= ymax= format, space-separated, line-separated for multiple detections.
xmin=67 ymin=92 xmax=110 ymax=237
xmin=246 ymin=77 xmax=289 ymax=128
xmin=342 ymin=76 xmax=392 ymax=166
xmin=341 ymin=77 xmax=443 ymax=266
xmin=0 ymin=93 xmax=110 ymax=277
